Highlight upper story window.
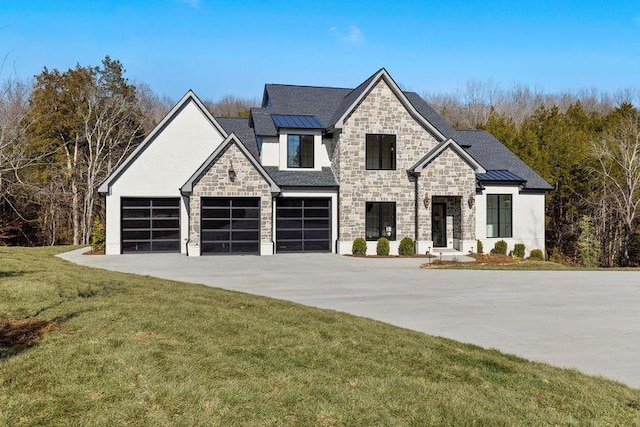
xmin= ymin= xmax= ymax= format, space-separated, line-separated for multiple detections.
xmin=487 ymin=194 xmax=512 ymax=238
xmin=287 ymin=134 xmax=314 ymax=168
xmin=366 ymin=134 xmax=396 ymax=170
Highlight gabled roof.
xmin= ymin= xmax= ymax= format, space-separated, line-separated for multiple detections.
xmin=215 ymin=117 xmax=259 ymax=160
xmin=327 ymin=68 xmax=447 ymax=141
xmin=180 ymin=133 xmax=280 ymax=195
xmin=410 ymin=138 xmax=485 ymax=173
xmin=98 ymin=90 xmax=227 ymax=195
xmin=454 ymin=130 xmax=553 ymax=191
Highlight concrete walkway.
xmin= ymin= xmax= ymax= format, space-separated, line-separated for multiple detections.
xmin=59 ymin=248 xmax=640 ymax=388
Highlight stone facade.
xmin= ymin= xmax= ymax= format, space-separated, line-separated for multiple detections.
xmin=335 ymin=79 xmax=441 ymax=247
xmin=418 ymin=147 xmax=477 ymax=247
xmin=189 ymin=142 xmax=273 ymax=251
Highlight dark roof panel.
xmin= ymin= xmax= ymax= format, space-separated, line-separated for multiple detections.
xmin=272 ymin=114 xmax=323 ymax=129
xmin=263 ymin=166 xmax=338 ymax=187
xmin=476 ymin=170 xmax=526 ymax=183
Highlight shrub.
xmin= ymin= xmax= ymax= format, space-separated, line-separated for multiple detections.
xmin=513 ymin=243 xmax=525 ymax=258
xmin=376 ymin=237 xmax=390 ymax=256
xmin=529 ymin=249 xmax=544 ymax=261
xmin=352 ymin=237 xmax=367 ymax=256
xmin=550 ymin=247 xmax=564 ymax=264
xmin=494 ymin=240 xmax=507 ymax=255
xmin=477 ymin=239 xmax=483 ymax=254
xmin=578 ymin=215 xmax=600 ymax=267
xmin=91 ymin=218 xmax=106 ymax=252
xmin=398 ymin=237 xmax=415 ymax=256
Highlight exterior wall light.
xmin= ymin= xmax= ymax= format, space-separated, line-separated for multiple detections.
xmin=468 ymin=192 xmax=475 ymax=209
xmin=423 ymin=194 xmax=430 ymax=209
xmin=228 ymin=162 xmax=236 ymax=182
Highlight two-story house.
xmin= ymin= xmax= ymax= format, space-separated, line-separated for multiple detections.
xmin=98 ymin=69 xmax=551 ymax=256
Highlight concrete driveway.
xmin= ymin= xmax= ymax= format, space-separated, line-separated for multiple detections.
xmin=59 ymin=248 xmax=640 ymax=388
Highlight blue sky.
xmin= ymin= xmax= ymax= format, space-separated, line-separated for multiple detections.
xmin=1 ymin=0 xmax=639 ymax=101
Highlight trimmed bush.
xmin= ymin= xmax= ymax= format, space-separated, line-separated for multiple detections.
xmin=550 ymin=247 xmax=564 ymax=264
xmin=398 ymin=237 xmax=415 ymax=256
xmin=494 ymin=240 xmax=508 ymax=255
xmin=477 ymin=239 xmax=483 ymax=254
xmin=513 ymin=243 xmax=525 ymax=258
xmin=529 ymin=249 xmax=545 ymax=261
xmin=352 ymin=237 xmax=367 ymax=256
xmin=91 ymin=218 xmax=105 ymax=252
xmin=376 ymin=237 xmax=390 ymax=256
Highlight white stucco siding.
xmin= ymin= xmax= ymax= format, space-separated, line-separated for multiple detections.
xmin=475 ymin=185 xmax=546 ymax=255
xmin=260 ymin=137 xmax=279 ymax=166
xmin=104 ymin=100 xmax=226 ymax=255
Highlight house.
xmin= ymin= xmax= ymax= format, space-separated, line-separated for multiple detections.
xmin=98 ymin=69 xmax=551 ymax=256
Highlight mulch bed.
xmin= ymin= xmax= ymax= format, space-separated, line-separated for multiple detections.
xmin=0 ymin=318 xmax=60 ymax=353
xmin=83 ymin=249 xmax=105 ymax=255
xmin=346 ymin=254 xmax=437 ymax=258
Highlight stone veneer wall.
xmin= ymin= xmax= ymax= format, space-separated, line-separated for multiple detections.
xmin=190 ymin=143 xmax=273 ymax=246
xmin=337 ymin=79 xmax=441 ymax=243
xmin=418 ymin=147 xmax=476 ymax=242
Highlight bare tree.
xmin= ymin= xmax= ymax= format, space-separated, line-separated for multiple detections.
xmin=591 ymin=104 xmax=640 ymax=266
xmin=135 ymin=82 xmax=173 ymax=134
xmin=204 ymin=95 xmax=257 ymax=118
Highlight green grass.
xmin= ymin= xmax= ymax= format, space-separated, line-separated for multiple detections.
xmin=1 ymin=247 xmax=640 ymax=426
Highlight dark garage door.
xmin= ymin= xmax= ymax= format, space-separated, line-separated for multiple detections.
xmin=121 ymin=198 xmax=180 ymax=253
xmin=276 ymin=198 xmax=331 ymax=252
xmin=201 ymin=197 xmax=260 ymax=254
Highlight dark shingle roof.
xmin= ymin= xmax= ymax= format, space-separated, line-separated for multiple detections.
xmin=454 ymin=130 xmax=552 ymax=190
xmin=253 ymin=84 xmax=352 ymax=136
xmin=215 ymin=117 xmax=259 ymax=161
xmin=263 ymin=167 xmax=338 ymax=187
xmin=252 ymin=72 xmax=551 ymax=191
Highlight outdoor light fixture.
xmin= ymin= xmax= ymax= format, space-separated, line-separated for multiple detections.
xmin=228 ymin=162 xmax=236 ymax=182
xmin=423 ymin=194 xmax=430 ymax=209
xmin=468 ymin=192 xmax=475 ymax=209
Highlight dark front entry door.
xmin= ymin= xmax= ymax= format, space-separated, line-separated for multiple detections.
xmin=432 ymin=202 xmax=446 ymax=247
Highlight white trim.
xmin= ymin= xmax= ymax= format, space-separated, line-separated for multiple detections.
xmin=411 ymin=138 xmax=485 ymax=173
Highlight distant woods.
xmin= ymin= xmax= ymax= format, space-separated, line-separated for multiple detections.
xmin=424 ymin=82 xmax=640 ymax=266
xmin=1 ymin=57 xmax=639 ymax=266
xmin=0 ymin=56 xmax=257 ymax=247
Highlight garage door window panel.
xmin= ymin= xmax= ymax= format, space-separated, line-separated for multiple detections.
xmin=121 ymin=198 xmax=180 ymax=253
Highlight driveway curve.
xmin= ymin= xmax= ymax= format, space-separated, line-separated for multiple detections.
xmin=60 ymin=248 xmax=640 ymax=388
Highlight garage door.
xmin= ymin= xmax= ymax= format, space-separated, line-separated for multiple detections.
xmin=201 ymin=198 xmax=260 ymax=254
xmin=276 ymin=198 xmax=331 ymax=252
xmin=121 ymin=198 xmax=180 ymax=253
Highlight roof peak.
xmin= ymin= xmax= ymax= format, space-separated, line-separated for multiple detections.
xmin=265 ymin=83 xmax=352 ymax=91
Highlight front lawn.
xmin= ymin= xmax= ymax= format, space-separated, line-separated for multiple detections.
xmin=1 ymin=247 xmax=639 ymax=425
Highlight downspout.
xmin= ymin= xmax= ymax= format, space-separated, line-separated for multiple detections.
xmin=412 ymin=172 xmax=420 ymax=254
xmin=183 ymin=193 xmax=190 ymax=256
xmin=336 ymin=186 xmax=340 ymax=254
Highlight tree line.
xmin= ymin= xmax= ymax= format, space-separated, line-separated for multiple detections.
xmin=1 ymin=57 xmax=639 ymax=266
xmin=0 ymin=56 xmax=254 ymax=247
xmin=425 ymin=82 xmax=640 ymax=266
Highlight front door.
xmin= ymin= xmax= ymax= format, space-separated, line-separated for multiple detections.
xmin=432 ymin=202 xmax=446 ymax=248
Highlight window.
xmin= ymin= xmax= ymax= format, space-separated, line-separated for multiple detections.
xmin=287 ymin=134 xmax=314 ymax=168
xmin=365 ymin=202 xmax=396 ymax=240
xmin=487 ymin=194 xmax=512 ymax=238
xmin=366 ymin=134 xmax=396 ymax=170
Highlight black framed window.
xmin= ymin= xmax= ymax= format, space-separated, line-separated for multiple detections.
xmin=366 ymin=134 xmax=396 ymax=170
xmin=287 ymin=134 xmax=314 ymax=168
xmin=487 ymin=194 xmax=512 ymax=238
xmin=365 ymin=202 xmax=396 ymax=240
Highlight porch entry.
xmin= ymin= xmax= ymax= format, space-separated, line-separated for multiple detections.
xmin=431 ymin=196 xmax=462 ymax=250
